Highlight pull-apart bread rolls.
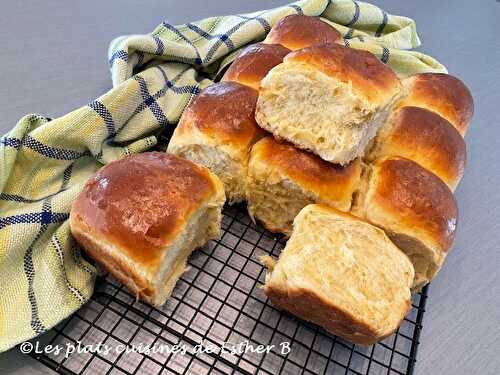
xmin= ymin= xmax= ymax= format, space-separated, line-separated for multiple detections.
xmin=263 ymin=14 xmax=342 ymax=50
xmin=256 ymin=44 xmax=401 ymax=165
xmin=353 ymin=157 xmax=458 ymax=289
xmin=222 ymin=43 xmax=290 ymax=91
xmin=246 ymin=136 xmax=361 ymax=235
xmin=70 ymin=152 xmax=225 ymax=306
xmin=398 ymin=73 xmax=474 ymax=137
xmin=222 ymin=14 xmax=342 ymax=90
xmin=262 ymin=204 xmax=414 ymax=346
xmin=167 ymin=82 xmax=264 ymax=203
xmin=369 ymin=106 xmax=466 ymax=191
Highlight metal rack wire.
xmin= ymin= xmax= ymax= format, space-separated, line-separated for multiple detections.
xmin=26 ymin=202 xmax=428 ymax=375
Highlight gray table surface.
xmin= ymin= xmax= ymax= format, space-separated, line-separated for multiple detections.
xmin=1 ymin=1 xmax=499 ymax=374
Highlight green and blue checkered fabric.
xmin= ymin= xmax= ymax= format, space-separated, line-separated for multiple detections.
xmin=0 ymin=0 xmax=447 ymax=351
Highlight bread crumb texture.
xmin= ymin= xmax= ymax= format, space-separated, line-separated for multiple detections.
xmin=263 ymin=204 xmax=414 ymax=345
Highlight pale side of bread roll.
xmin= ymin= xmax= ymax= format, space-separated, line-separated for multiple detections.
xmin=263 ymin=14 xmax=342 ymax=50
xmin=222 ymin=43 xmax=290 ymax=91
xmin=262 ymin=204 xmax=414 ymax=346
xmin=246 ymin=136 xmax=361 ymax=235
xmin=398 ymin=73 xmax=474 ymax=137
xmin=255 ymin=44 xmax=401 ymax=165
xmin=369 ymin=106 xmax=466 ymax=191
xmin=70 ymin=152 xmax=225 ymax=306
xmin=167 ymin=82 xmax=265 ymax=204
xmin=352 ymin=157 xmax=458 ymax=289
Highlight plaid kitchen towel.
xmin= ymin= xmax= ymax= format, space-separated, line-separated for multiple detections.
xmin=0 ymin=0 xmax=447 ymax=351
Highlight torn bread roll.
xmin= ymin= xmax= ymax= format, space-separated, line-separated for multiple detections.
xmin=263 ymin=14 xmax=342 ymax=50
xmin=255 ymin=44 xmax=401 ymax=165
xmin=262 ymin=204 xmax=414 ymax=346
xmin=369 ymin=106 xmax=466 ymax=191
xmin=70 ymin=152 xmax=225 ymax=306
xmin=222 ymin=43 xmax=290 ymax=91
xmin=167 ymin=82 xmax=265 ymax=203
xmin=246 ymin=136 xmax=361 ymax=235
xmin=398 ymin=73 xmax=474 ymax=137
xmin=353 ymin=156 xmax=458 ymax=289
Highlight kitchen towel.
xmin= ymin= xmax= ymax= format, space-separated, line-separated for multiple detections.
xmin=0 ymin=0 xmax=446 ymax=351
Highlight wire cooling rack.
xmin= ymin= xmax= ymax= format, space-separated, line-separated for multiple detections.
xmin=25 ymin=202 xmax=428 ymax=375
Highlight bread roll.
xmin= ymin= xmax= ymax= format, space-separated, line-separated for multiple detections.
xmin=262 ymin=204 xmax=414 ymax=346
xmin=222 ymin=43 xmax=290 ymax=91
xmin=246 ymin=136 xmax=361 ymax=235
xmin=263 ymin=14 xmax=341 ymax=50
xmin=353 ymin=157 xmax=458 ymax=289
xmin=398 ymin=73 xmax=473 ymax=136
xmin=369 ymin=106 xmax=466 ymax=191
xmin=70 ymin=152 xmax=225 ymax=306
xmin=167 ymin=82 xmax=265 ymax=203
xmin=255 ymin=44 xmax=401 ymax=165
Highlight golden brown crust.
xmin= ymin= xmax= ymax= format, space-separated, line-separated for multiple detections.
xmin=285 ymin=44 xmax=400 ymax=105
xmin=370 ymin=157 xmax=458 ymax=252
xmin=252 ymin=136 xmax=361 ymax=204
xmin=264 ymin=285 xmax=397 ymax=346
xmin=70 ymin=152 xmax=218 ymax=272
xmin=373 ymin=106 xmax=466 ymax=190
xmin=175 ymin=82 xmax=264 ymax=149
xmin=264 ymin=14 xmax=342 ymax=50
xmin=222 ymin=43 xmax=290 ymax=91
xmin=71 ymin=229 xmax=155 ymax=302
xmin=399 ymin=73 xmax=474 ymax=136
